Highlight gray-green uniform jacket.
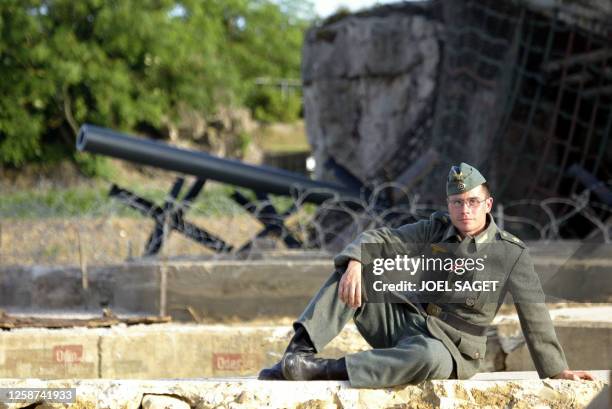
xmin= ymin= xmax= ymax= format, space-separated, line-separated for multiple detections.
xmin=333 ymin=211 xmax=569 ymax=380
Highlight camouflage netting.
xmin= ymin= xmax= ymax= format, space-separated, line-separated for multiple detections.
xmin=303 ymin=0 xmax=612 ymax=240
xmin=430 ymin=0 xmax=612 ymax=208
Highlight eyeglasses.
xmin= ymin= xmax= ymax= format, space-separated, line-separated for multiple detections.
xmin=447 ymin=197 xmax=489 ymax=209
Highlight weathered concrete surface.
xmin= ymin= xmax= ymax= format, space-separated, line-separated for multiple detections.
xmin=0 ymin=306 xmax=610 ymax=379
xmin=104 ymin=323 xmax=368 ymax=378
xmin=302 ymin=2 xmax=440 ymax=184
xmin=527 ymin=242 xmax=612 ymax=303
xmin=494 ymin=306 xmax=612 ymax=372
xmin=0 ymin=258 xmax=335 ymax=320
xmin=142 ymin=394 xmax=190 ymax=409
xmin=164 ymin=259 xmax=334 ymax=321
xmin=0 ymin=324 xmax=369 ymax=379
xmin=0 ymin=327 xmax=100 ymax=378
xmin=0 ymin=375 xmax=607 ymax=409
xmin=1 ymin=244 xmax=609 ymax=320
xmin=0 ymin=263 xmax=161 ymax=314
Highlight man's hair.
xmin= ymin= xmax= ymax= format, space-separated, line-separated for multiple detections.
xmin=481 ymin=182 xmax=491 ymax=198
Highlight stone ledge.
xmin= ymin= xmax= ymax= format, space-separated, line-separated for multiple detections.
xmin=2 ymin=244 xmax=610 ymax=320
xmin=0 ymin=374 xmax=607 ymax=409
xmin=1 ymin=320 xmax=610 ymax=379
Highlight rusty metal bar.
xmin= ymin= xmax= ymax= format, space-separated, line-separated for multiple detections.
xmin=567 ymin=164 xmax=612 ymax=205
xmin=549 ymin=72 xmax=593 ymax=85
xmin=593 ymin=104 xmax=612 ymax=176
xmin=582 ymin=84 xmax=612 ymax=98
xmin=489 ymin=6 xmax=528 ymax=161
xmin=529 ymin=29 xmax=576 ymax=197
xmin=551 ymin=35 xmax=592 ymax=194
xmin=571 ymin=44 xmax=607 ymax=196
xmin=541 ymin=49 xmax=612 ymax=73
xmin=498 ymin=11 xmax=557 ymax=199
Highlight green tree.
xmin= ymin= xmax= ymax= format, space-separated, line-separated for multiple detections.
xmin=0 ymin=0 xmax=313 ymax=171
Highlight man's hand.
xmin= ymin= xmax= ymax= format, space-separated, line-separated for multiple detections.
xmin=339 ymin=259 xmax=362 ymax=308
xmin=551 ymin=369 xmax=595 ymax=381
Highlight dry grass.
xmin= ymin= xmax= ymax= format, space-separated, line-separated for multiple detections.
xmin=0 ymin=215 xmax=263 ymax=267
xmin=255 ymin=121 xmax=310 ymax=153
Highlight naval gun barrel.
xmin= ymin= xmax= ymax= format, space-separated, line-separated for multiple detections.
xmin=76 ymin=124 xmax=361 ymax=205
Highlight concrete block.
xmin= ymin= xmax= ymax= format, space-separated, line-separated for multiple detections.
xmin=0 ymin=376 xmax=606 ymax=409
xmin=0 ymin=328 xmax=99 ymax=378
xmin=0 ymin=322 xmax=368 ymax=379
xmin=98 ymin=324 xmax=369 ymax=379
xmin=99 ymin=324 xmax=212 ymax=378
xmin=0 ymin=258 xmax=336 ymax=320
xmin=499 ymin=322 xmax=612 ymax=372
xmin=0 ymin=263 xmax=160 ymax=315
xmin=0 ymin=316 xmax=609 ymax=379
xmin=2 ymin=246 xmax=609 ymax=319
xmin=165 ymin=260 xmax=335 ymax=320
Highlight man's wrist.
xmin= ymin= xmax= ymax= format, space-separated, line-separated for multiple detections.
xmin=550 ymin=368 xmax=572 ymax=379
xmin=551 ymin=370 xmax=565 ymax=379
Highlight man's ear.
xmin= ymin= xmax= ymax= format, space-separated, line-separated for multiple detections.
xmin=485 ymin=197 xmax=493 ymax=213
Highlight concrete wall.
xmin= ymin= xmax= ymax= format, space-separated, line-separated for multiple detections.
xmin=0 ymin=324 xmax=369 ymax=379
xmin=1 ymin=244 xmax=609 ymax=320
xmin=0 ymin=258 xmax=335 ymax=320
xmin=499 ymin=322 xmax=612 ymax=372
xmin=0 ymin=318 xmax=609 ymax=379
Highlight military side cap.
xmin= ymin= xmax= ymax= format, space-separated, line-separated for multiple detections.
xmin=446 ymin=162 xmax=486 ymax=196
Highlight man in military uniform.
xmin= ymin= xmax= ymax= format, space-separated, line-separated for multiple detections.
xmin=258 ymin=163 xmax=594 ymax=387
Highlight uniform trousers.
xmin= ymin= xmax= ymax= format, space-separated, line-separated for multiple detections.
xmin=295 ymin=271 xmax=455 ymax=388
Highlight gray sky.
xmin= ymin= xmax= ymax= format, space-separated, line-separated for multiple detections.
xmin=312 ymin=0 xmax=401 ymax=18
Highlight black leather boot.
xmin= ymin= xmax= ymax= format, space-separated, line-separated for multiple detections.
xmin=257 ymin=325 xmax=315 ymax=380
xmin=281 ymin=355 xmax=348 ymax=381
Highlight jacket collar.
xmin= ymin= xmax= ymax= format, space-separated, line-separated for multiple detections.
xmin=442 ymin=223 xmax=461 ymax=243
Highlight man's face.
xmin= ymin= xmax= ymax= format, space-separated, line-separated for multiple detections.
xmin=447 ymin=185 xmax=493 ymax=237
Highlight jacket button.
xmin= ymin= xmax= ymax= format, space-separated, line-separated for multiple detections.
xmin=466 ymin=297 xmax=475 ymax=307
xmin=474 ymin=352 xmax=480 ymax=359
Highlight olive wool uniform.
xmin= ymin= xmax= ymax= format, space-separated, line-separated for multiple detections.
xmin=296 ymin=212 xmax=568 ymax=387
xmin=292 ymin=163 xmax=568 ymax=388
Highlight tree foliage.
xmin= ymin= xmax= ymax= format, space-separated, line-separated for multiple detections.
xmin=0 ymin=0 xmax=313 ymax=167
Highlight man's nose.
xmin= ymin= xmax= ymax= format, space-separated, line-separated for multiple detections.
xmin=459 ymin=202 xmax=472 ymax=212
